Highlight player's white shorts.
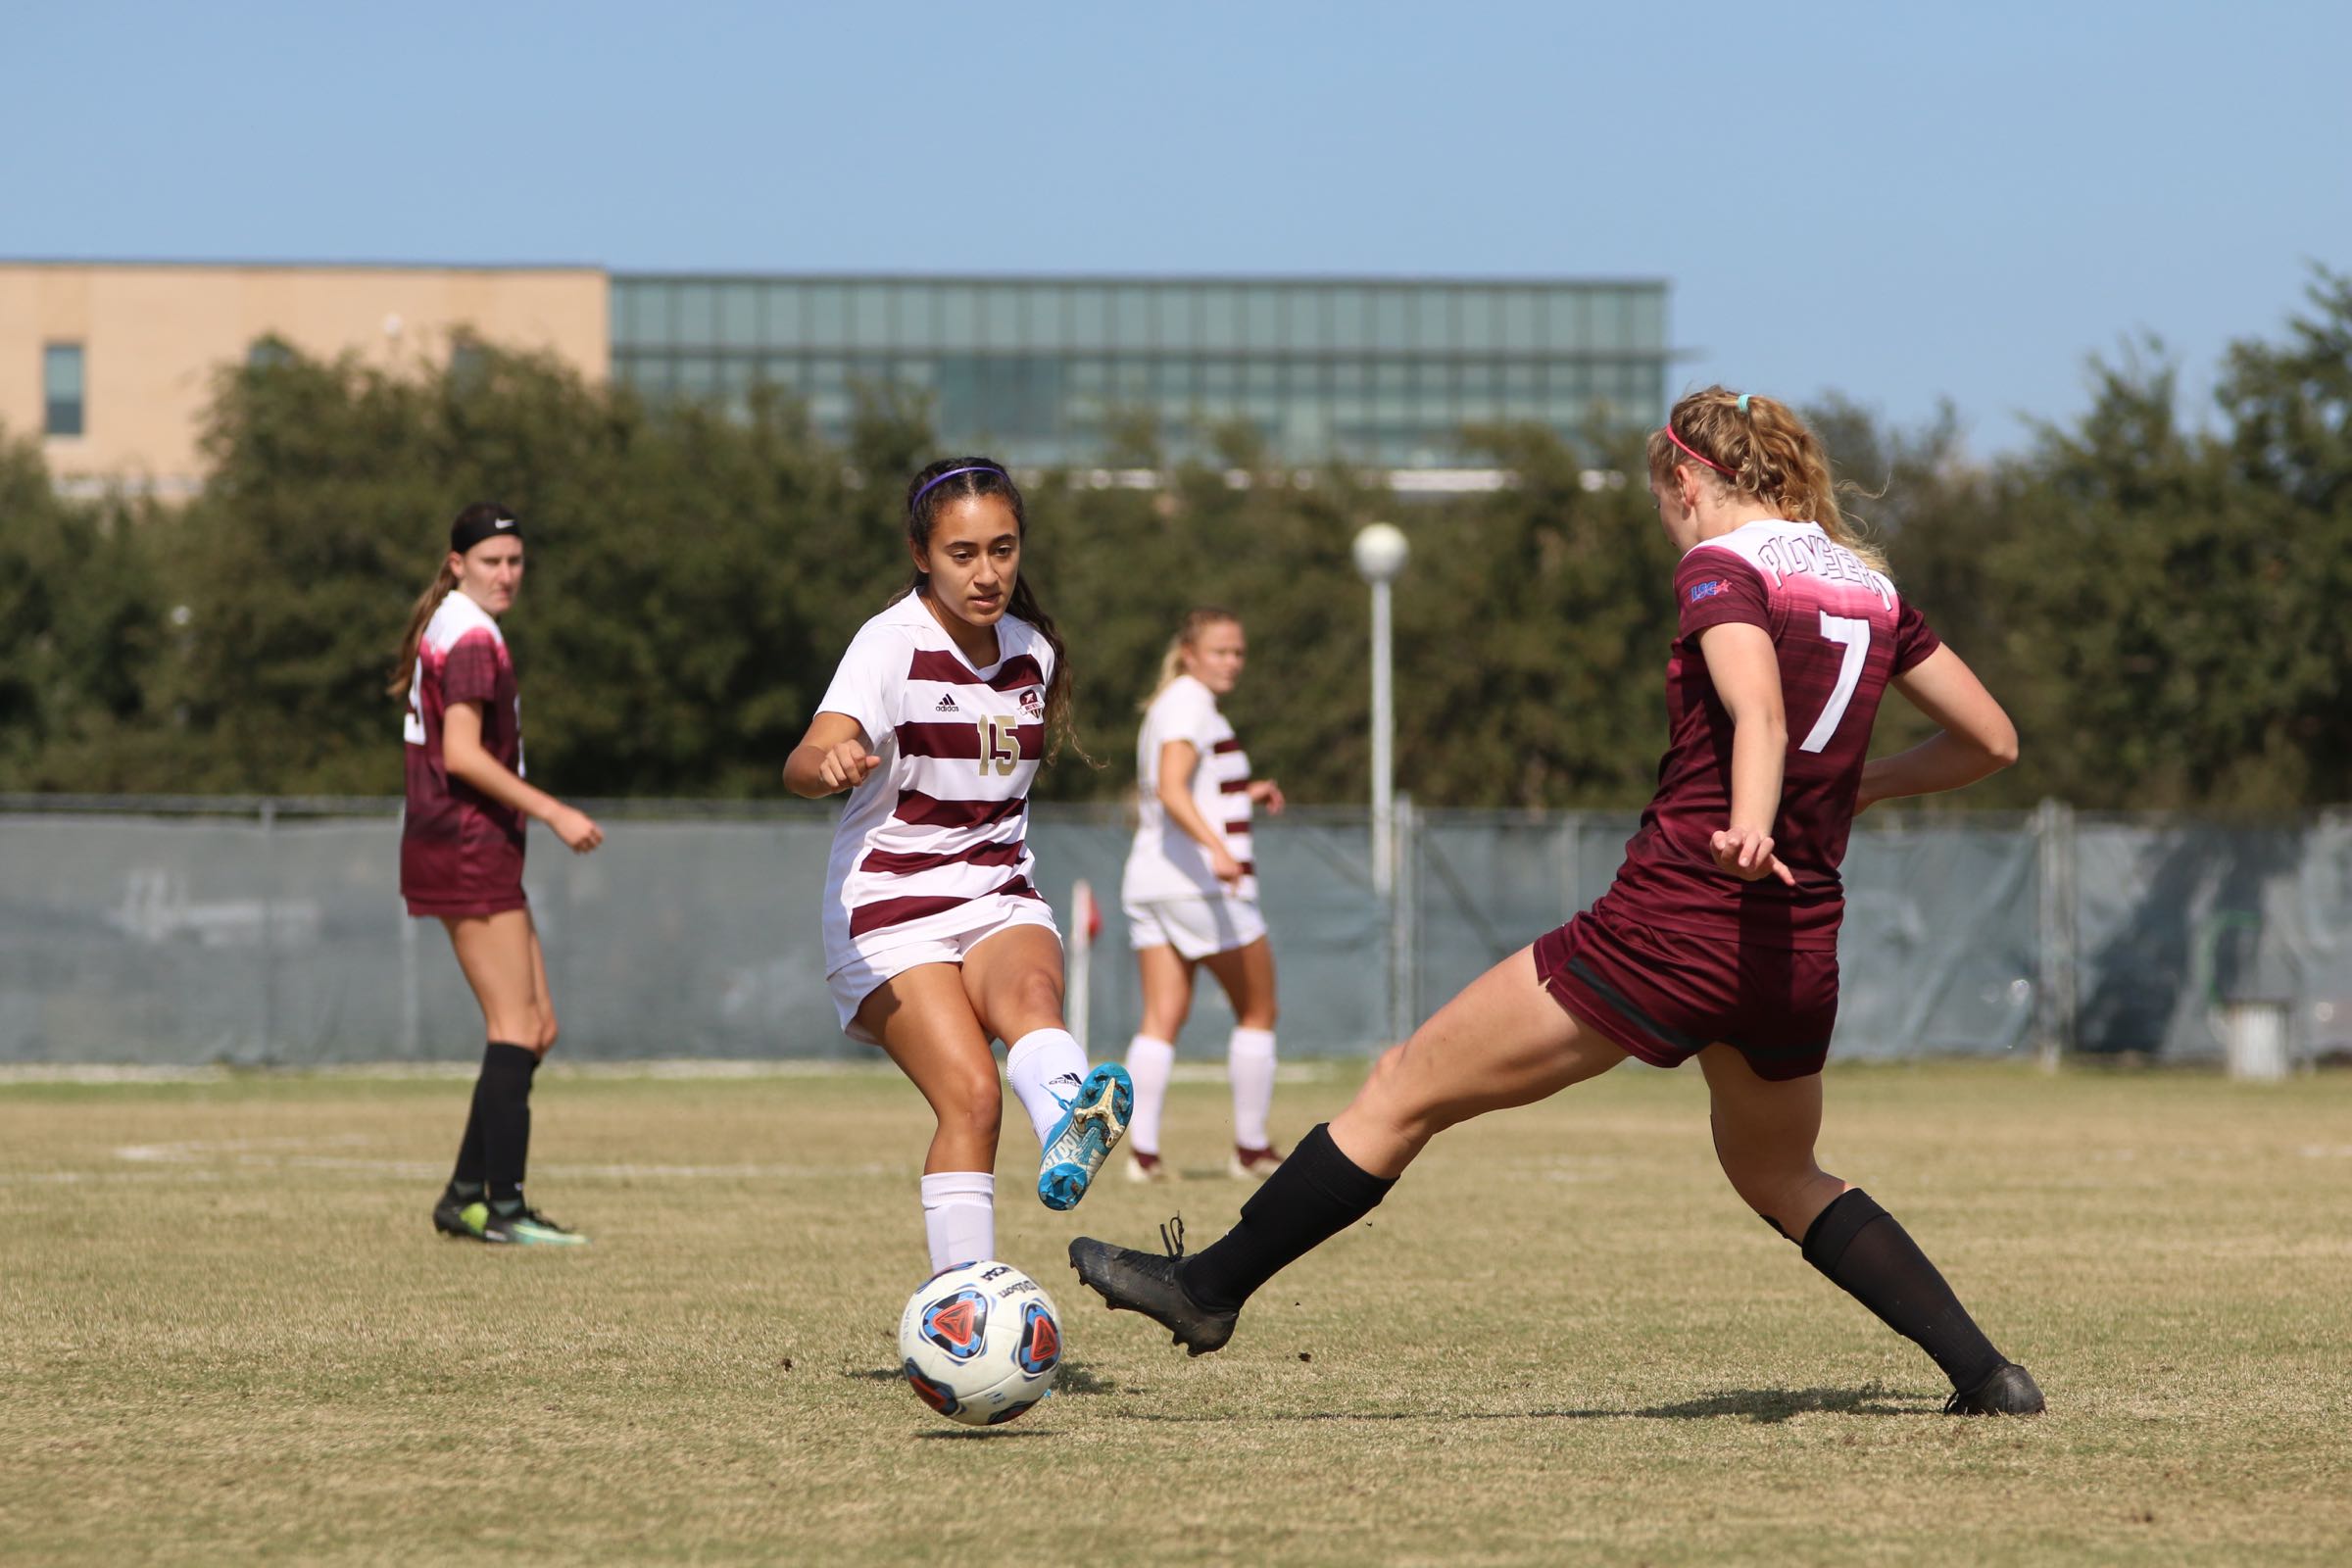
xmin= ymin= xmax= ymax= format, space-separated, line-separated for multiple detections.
xmin=827 ymin=893 xmax=1062 ymax=1044
xmin=1123 ymin=893 xmax=1267 ymax=961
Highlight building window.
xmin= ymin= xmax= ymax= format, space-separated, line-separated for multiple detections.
xmin=44 ymin=343 xmax=84 ymax=437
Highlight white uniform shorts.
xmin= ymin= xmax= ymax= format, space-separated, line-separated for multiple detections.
xmin=1123 ymin=893 xmax=1267 ymax=961
xmin=827 ymin=892 xmax=1062 ymax=1045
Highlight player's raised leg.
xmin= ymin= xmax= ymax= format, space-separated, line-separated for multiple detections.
xmin=859 ymin=964 xmax=1006 ymax=1276
xmin=1700 ymin=1045 xmax=2042 ymax=1414
xmin=1071 ymin=944 xmax=1626 ymax=1352
xmin=963 ymin=923 xmax=1131 ymax=1211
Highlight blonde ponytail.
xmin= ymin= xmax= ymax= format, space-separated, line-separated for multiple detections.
xmin=1647 ymin=386 xmax=1886 ymax=572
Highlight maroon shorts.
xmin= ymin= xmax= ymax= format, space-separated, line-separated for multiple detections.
xmin=1532 ymin=907 xmax=1838 ymax=1081
xmin=401 ymin=823 xmax=528 ymax=920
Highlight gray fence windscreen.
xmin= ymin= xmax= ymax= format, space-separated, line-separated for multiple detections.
xmin=1 ymin=800 xmax=2344 ymax=1066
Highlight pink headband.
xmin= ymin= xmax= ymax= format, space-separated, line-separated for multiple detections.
xmin=1662 ymin=422 xmax=1735 ymax=477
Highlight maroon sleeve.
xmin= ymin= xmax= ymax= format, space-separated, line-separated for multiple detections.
xmin=440 ymin=630 xmax=502 ymax=707
xmin=1892 ymin=595 xmax=1943 ymax=674
xmin=1675 ymin=551 xmax=1770 ymax=639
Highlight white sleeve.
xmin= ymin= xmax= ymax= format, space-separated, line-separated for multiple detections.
xmin=1159 ymin=680 xmax=1216 ymax=752
xmin=814 ymin=623 xmax=899 ymax=747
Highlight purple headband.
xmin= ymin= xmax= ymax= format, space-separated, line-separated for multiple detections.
xmin=910 ymin=465 xmax=1004 ymax=509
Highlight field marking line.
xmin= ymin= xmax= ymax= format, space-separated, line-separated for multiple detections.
xmin=0 ymin=1058 xmax=1339 ymax=1087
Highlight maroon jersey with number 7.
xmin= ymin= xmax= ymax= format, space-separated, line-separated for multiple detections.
xmin=1589 ymin=519 xmax=1940 ymax=952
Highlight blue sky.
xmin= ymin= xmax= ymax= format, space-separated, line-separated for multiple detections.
xmin=7 ymin=1 xmax=2345 ymax=458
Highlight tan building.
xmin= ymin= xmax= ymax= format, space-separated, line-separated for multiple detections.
xmin=0 ymin=261 xmax=609 ymax=493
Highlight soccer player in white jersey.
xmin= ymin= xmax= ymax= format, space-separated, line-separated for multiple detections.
xmin=785 ymin=458 xmax=1133 ymax=1278
xmin=394 ymin=503 xmax=605 ymax=1248
xmin=1120 ymin=609 xmax=1288 ymax=1183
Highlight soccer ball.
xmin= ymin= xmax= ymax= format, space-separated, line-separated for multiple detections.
xmin=897 ymin=1259 xmax=1063 ymax=1426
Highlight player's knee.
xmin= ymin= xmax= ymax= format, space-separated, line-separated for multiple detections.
xmin=943 ymin=1068 xmax=1003 ymax=1142
xmin=535 ymin=1010 xmax=560 ymax=1054
xmin=1719 ymin=1156 xmax=1817 ymax=1226
xmin=1359 ymin=1042 xmax=1424 ymax=1123
xmin=1009 ymin=972 xmax=1064 ymax=1029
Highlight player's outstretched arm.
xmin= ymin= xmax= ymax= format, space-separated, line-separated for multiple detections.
xmin=442 ymin=700 xmax=603 ymax=852
xmin=784 ymin=711 xmax=882 ymax=798
xmin=1857 ymin=647 xmax=2019 ymax=810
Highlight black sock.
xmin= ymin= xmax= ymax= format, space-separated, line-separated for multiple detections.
xmin=1180 ymin=1123 xmax=1396 ymax=1314
xmin=1801 ymin=1189 xmax=2006 ymax=1393
xmin=472 ymin=1042 xmax=539 ymax=1208
xmin=449 ymin=1097 xmax=487 ymax=1196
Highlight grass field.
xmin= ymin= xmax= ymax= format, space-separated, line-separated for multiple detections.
xmin=4 ymin=1059 xmax=2349 ymax=1566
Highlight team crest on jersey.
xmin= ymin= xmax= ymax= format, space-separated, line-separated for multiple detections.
xmin=1018 ymin=688 xmax=1044 ymax=714
xmin=1688 ymin=579 xmax=1726 ymax=604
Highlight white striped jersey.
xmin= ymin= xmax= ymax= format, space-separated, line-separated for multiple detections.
xmin=814 ymin=592 xmax=1056 ymax=972
xmin=1122 ymin=673 xmax=1256 ymax=903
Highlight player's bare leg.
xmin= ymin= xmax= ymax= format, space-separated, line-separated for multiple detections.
xmin=1697 ymin=1046 xmax=1844 ymax=1239
xmin=859 ymin=964 xmax=1006 ymax=1274
xmin=963 ymin=924 xmax=1131 ymax=1210
xmin=1200 ymin=937 xmax=1283 ymax=1177
xmin=1073 ymin=946 xmax=1628 ymax=1351
xmin=1703 ymin=1047 xmax=2042 ymax=1415
xmin=858 ymin=964 xmax=1005 ymax=1177
xmin=444 ymin=909 xmax=546 ymax=1051
xmin=1331 ymin=945 xmax=1628 ymax=1179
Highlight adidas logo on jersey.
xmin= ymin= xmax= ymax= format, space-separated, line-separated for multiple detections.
xmin=935 ymin=694 xmax=960 ymax=712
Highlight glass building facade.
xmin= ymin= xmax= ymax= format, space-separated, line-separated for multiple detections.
xmin=612 ymin=274 xmax=1668 ymax=469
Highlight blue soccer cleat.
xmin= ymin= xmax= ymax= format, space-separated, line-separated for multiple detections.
xmin=1037 ymin=1063 xmax=1134 ymax=1211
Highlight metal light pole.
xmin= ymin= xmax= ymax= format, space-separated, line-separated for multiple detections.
xmin=1352 ymin=522 xmax=1409 ymax=897
xmin=1353 ymin=521 xmax=1410 ymax=1043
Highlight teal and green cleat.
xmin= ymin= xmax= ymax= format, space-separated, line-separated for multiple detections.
xmin=435 ymin=1194 xmax=588 ymax=1246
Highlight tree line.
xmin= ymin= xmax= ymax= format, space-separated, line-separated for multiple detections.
xmin=5 ymin=270 xmax=2349 ymax=812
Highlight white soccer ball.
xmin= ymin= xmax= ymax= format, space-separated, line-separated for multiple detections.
xmin=898 ymin=1259 xmax=1063 ymax=1426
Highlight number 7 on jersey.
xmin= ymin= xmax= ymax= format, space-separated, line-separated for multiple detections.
xmin=1801 ymin=612 xmax=1872 ymax=754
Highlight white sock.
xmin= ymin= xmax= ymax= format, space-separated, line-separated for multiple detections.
xmin=919 ymin=1171 xmax=996 ymax=1276
xmin=1229 ymin=1026 xmax=1276 ymax=1151
xmin=1125 ymin=1034 xmax=1175 ymax=1156
xmin=1004 ymin=1028 xmax=1090 ymax=1149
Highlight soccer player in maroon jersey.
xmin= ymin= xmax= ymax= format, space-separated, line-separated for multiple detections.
xmin=394 ymin=503 xmax=605 ymax=1247
xmin=1072 ymin=388 xmax=2045 ymax=1416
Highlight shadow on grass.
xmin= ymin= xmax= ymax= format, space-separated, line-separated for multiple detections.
xmin=1113 ymin=1382 xmax=1935 ymax=1425
xmin=843 ymin=1360 xmax=1131 ymax=1395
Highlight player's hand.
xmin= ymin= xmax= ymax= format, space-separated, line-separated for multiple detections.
xmin=1248 ymin=779 xmax=1286 ymax=815
xmin=552 ymin=807 xmax=604 ymax=854
xmin=817 ymin=740 xmax=883 ymax=793
xmin=1208 ymin=846 xmax=1248 ymax=888
xmin=1710 ymin=826 xmax=1793 ymax=886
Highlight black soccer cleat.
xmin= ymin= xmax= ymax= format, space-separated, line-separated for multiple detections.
xmin=1945 ymin=1361 xmax=2045 ymax=1416
xmin=1068 ymin=1236 xmax=1238 ymax=1356
xmin=432 ymin=1190 xmax=482 ymax=1240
